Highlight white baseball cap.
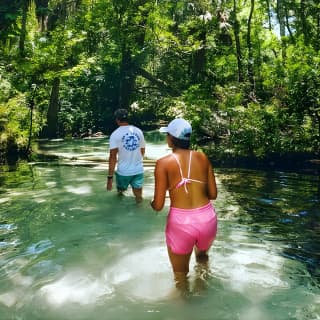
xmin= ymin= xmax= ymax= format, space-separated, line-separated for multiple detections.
xmin=159 ymin=118 xmax=192 ymax=141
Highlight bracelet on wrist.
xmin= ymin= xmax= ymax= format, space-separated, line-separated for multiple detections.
xmin=107 ymin=175 xmax=113 ymax=179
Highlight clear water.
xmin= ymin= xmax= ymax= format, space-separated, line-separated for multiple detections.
xmin=0 ymin=133 xmax=319 ymax=320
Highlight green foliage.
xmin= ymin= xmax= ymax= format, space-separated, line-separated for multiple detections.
xmin=228 ymin=103 xmax=316 ymax=158
xmin=286 ymin=41 xmax=320 ymax=116
xmin=0 ymin=0 xmax=21 ymax=42
xmin=0 ymin=0 xmax=319 ymax=161
xmin=0 ymin=93 xmax=41 ymax=156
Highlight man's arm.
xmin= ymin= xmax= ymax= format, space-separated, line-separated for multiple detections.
xmin=106 ymin=148 xmax=118 ymax=190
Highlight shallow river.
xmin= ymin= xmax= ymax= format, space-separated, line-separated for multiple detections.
xmin=0 ymin=133 xmax=319 ymax=320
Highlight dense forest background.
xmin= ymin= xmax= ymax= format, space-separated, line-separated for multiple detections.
xmin=0 ymin=0 xmax=319 ymax=163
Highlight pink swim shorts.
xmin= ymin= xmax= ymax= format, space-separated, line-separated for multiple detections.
xmin=165 ymin=202 xmax=218 ymax=255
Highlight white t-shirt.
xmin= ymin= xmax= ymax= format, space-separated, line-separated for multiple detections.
xmin=109 ymin=125 xmax=145 ymax=176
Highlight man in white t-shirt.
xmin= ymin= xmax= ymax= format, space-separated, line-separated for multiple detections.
xmin=106 ymin=109 xmax=145 ymax=202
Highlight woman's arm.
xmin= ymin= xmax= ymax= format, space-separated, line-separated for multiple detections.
xmin=150 ymin=159 xmax=168 ymax=211
xmin=206 ymin=159 xmax=218 ymax=200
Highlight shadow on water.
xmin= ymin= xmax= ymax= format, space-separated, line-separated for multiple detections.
xmin=0 ymin=135 xmax=319 ymax=319
xmin=216 ymin=168 xmax=320 ymax=284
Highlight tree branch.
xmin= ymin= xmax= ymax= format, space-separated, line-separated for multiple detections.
xmin=135 ymin=67 xmax=179 ymax=96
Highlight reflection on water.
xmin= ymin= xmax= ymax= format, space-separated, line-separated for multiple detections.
xmin=217 ymin=169 xmax=320 ymax=283
xmin=0 ymin=136 xmax=319 ymax=320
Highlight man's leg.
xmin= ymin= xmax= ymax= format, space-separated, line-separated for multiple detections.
xmin=131 ymin=173 xmax=144 ymax=203
xmin=115 ymin=173 xmax=129 ymax=196
xmin=132 ymin=188 xmax=143 ymax=203
xmin=117 ymin=189 xmax=125 ymax=196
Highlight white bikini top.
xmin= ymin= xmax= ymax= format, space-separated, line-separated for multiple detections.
xmin=172 ymin=151 xmax=205 ymax=193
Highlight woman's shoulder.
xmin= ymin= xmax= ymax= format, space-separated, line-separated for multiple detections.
xmin=155 ymin=154 xmax=173 ymax=172
xmin=192 ymin=150 xmax=212 ymax=168
xmin=192 ymin=149 xmax=209 ymax=160
xmin=156 ymin=154 xmax=172 ymax=163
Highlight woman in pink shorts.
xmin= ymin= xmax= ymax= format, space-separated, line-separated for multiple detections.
xmin=150 ymin=118 xmax=218 ymax=284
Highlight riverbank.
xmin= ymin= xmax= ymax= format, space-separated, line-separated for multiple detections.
xmin=1 ymin=137 xmax=319 ymax=176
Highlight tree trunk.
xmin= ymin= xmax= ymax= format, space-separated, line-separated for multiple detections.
xmin=35 ymin=0 xmax=49 ymax=31
xmin=277 ymin=0 xmax=287 ymax=60
xmin=117 ymin=1 xmax=150 ymax=108
xmin=247 ymin=0 xmax=255 ymax=92
xmin=300 ymin=0 xmax=310 ymax=45
xmin=25 ymin=89 xmax=36 ymax=155
xmin=317 ymin=7 xmax=320 ymax=51
xmin=233 ymin=0 xmax=244 ymax=82
xmin=44 ymin=78 xmax=60 ymax=138
xmin=19 ymin=0 xmax=28 ymax=57
xmin=119 ymin=48 xmax=135 ymax=109
xmin=277 ymin=0 xmax=286 ymax=37
xmin=190 ymin=27 xmax=206 ymax=83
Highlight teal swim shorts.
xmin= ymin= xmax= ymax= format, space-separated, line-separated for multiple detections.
xmin=116 ymin=172 xmax=144 ymax=191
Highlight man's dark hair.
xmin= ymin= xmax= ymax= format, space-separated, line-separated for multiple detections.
xmin=170 ymin=135 xmax=190 ymax=149
xmin=114 ymin=108 xmax=128 ymax=121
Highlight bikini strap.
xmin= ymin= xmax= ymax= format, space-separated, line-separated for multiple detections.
xmin=172 ymin=153 xmax=184 ymax=180
xmin=172 ymin=151 xmax=193 ymax=193
xmin=187 ymin=151 xmax=192 ymax=179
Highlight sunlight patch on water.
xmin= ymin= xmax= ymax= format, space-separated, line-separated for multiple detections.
xmin=40 ymin=167 xmax=55 ymax=173
xmin=7 ymin=191 xmax=25 ymax=197
xmin=0 ymin=291 xmax=19 ymax=307
xmin=0 ymin=258 xmax=35 ymax=308
xmin=104 ymin=245 xmax=175 ymax=301
xmin=238 ymin=305 xmax=269 ymax=320
xmin=213 ymin=230 xmax=289 ymax=299
xmin=33 ymin=197 xmax=47 ymax=203
xmin=145 ymin=143 xmax=171 ymax=160
xmin=40 ymin=271 xmax=113 ymax=306
xmin=69 ymin=206 xmax=96 ymax=212
xmin=38 ymin=243 xmax=176 ymax=308
xmin=32 ymin=189 xmax=57 ymax=203
xmin=10 ymin=272 xmax=33 ymax=287
xmin=92 ymin=164 xmax=107 ymax=170
xmin=74 ymin=176 xmax=98 ymax=182
xmin=64 ymin=185 xmax=92 ymax=195
xmin=45 ymin=181 xmax=57 ymax=187
xmin=52 ymin=152 xmax=79 ymax=159
xmin=0 ymin=197 xmax=10 ymax=204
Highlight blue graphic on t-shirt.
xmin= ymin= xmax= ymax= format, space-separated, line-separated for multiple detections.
xmin=122 ymin=132 xmax=140 ymax=151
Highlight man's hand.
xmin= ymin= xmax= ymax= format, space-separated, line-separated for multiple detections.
xmin=106 ymin=177 xmax=113 ymax=191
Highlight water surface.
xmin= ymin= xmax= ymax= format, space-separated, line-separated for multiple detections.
xmin=0 ymin=135 xmax=319 ymax=320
